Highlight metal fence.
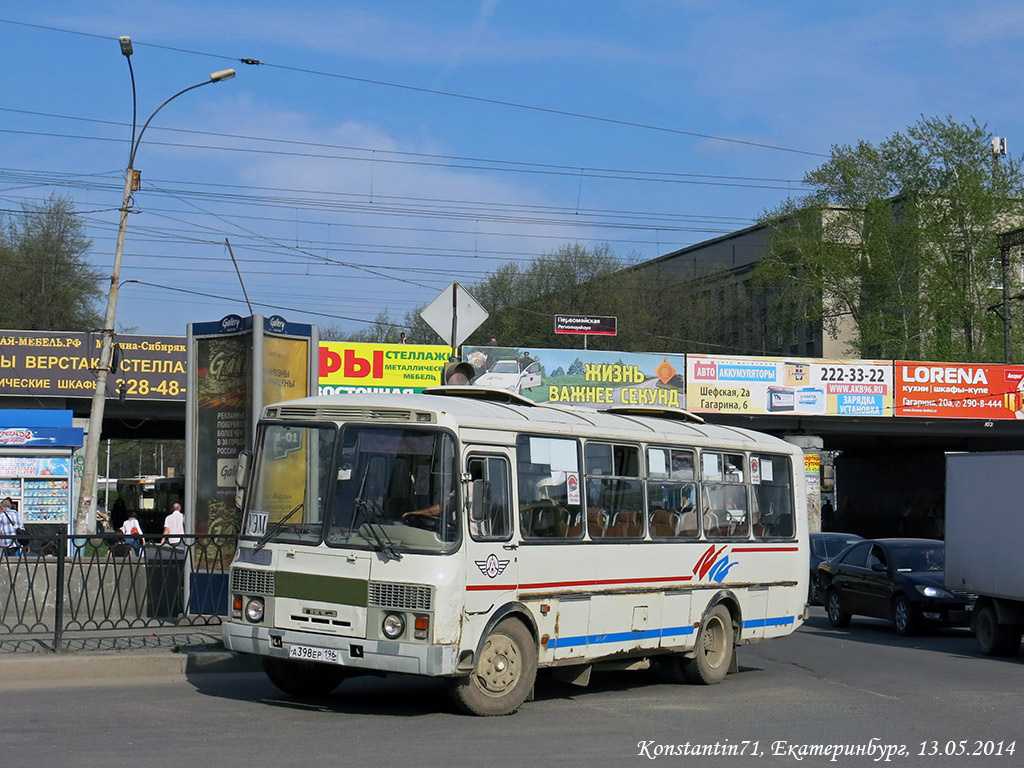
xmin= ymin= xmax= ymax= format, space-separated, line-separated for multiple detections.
xmin=0 ymin=533 xmax=235 ymax=650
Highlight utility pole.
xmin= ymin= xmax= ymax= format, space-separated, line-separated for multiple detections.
xmin=73 ymin=35 xmax=235 ymax=535
xmin=993 ymin=138 xmax=1014 ymax=364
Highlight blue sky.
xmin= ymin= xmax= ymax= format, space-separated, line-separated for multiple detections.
xmin=3 ymin=1 xmax=1024 ymax=339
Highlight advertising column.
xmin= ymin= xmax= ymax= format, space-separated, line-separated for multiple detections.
xmin=188 ymin=315 xmax=254 ymax=538
xmin=186 ymin=314 xmax=316 ymax=614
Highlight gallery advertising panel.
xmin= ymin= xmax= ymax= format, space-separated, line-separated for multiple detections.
xmin=191 ymin=319 xmax=253 ymax=535
xmin=318 ymin=342 xmax=450 ymax=394
xmin=462 ymin=346 xmax=686 ymax=409
xmin=685 ymin=355 xmax=893 ymax=417
xmin=894 ymin=361 xmax=1024 ymax=419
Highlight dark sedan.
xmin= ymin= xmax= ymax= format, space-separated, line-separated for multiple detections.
xmin=809 ymin=532 xmax=863 ymax=604
xmin=817 ymin=538 xmax=975 ymax=635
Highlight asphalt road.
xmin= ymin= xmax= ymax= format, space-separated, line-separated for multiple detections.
xmin=5 ymin=608 xmax=1022 ymax=768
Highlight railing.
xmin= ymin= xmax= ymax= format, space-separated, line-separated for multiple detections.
xmin=0 ymin=533 xmax=235 ymax=650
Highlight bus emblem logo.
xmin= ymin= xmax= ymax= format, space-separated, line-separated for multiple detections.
xmin=693 ymin=544 xmax=737 ymax=584
xmin=475 ymin=554 xmax=510 ymax=579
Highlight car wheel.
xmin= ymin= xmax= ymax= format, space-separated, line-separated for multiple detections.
xmin=262 ymin=657 xmax=349 ymax=698
xmin=975 ymin=604 xmax=1017 ymax=656
xmin=892 ymin=595 xmax=918 ymax=636
xmin=447 ymin=618 xmax=537 ymax=716
xmin=826 ymin=589 xmax=851 ymax=628
xmin=683 ymin=605 xmax=734 ymax=685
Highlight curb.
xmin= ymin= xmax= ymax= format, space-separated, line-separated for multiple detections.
xmin=0 ymin=648 xmax=261 ymax=684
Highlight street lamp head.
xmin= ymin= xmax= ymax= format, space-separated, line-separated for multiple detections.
xmin=119 ymin=36 xmax=133 ymax=57
xmin=210 ymin=69 xmax=236 ymax=82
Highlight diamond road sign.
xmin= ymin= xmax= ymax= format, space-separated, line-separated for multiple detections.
xmin=419 ymin=282 xmax=489 ymax=347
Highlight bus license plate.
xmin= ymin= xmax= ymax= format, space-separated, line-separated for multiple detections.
xmin=288 ymin=644 xmax=340 ymax=663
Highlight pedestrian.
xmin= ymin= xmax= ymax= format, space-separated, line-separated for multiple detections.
xmin=162 ymin=502 xmax=186 ymax=548
xmin=821 ymin=499 xmax=835 ymax=531
xmin=399 ymin=332 xmax=407 ymax=344
xmin=95 ymin=504 xmax=110 ymax=534
xmin=111 ymin=497 xmax=128 ymax=530
xmin=0 ymin=497 xmax=25 ymax=557
xmin=120 ymin=510 xmax=145 ymax=557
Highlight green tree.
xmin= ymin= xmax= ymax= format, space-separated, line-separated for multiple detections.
xmin=320 ymin=310 xmax=406 ymax=343
xmin=468 ymin=242 xmax=639 ymax=349
xmin=0 ymin=195 xmax=102 ymax=331
xmin=754 ymin=116 xmax=1024 ymax=361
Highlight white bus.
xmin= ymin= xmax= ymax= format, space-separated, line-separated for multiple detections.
xmin=223 ymin=388 xmax=808 ymax=715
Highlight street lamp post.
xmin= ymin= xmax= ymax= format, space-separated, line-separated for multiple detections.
xmin=74 ymin=37 xmax=235 ymax=535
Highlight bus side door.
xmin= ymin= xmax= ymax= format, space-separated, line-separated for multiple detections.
xmin=463 ymin=452 xmax=520 ymax=643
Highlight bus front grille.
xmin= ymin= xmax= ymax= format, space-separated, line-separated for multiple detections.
xmin=369 ymin=582 xmax=432 ymax=611
xmin=231 ymin=567 xmax=275 ymax=595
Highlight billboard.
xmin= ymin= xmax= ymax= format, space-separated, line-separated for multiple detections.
xmin=685 ymin=355 xmax=893 ymax=417
xmin=318 ymin=342 xmax=450 ymax=394
xmin=462 ymin=346 xmax=686 ymax=409
xmin=894 ymin=361 xmax=1024 ymax=419
xmin=0 ymin=329 xmax=186 ymax=400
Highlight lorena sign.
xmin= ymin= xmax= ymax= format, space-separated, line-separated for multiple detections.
xmin=554 ymin=315 xmax=617 ymax=336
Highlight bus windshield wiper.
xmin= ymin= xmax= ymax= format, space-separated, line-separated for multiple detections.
xmin=255 ymin=501 xmax=304 ymax=551
xmin=353 ymin=497 xmax=403 ymax=561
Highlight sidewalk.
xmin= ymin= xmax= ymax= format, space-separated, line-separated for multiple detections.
xmin=0 ymin=625 xmax=261 ymax=685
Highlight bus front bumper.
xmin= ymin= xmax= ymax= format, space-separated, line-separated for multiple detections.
xmin=222 ymin=621 xmax=460 ymax=677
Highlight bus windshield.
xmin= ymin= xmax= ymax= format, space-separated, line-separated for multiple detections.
xmin=326 ymin=426 xmax=459 ymax=554
xmin=244 ymin=423 xmax=337 ymax=546
xmin=243 ymin=422 xmax=460 ymax=554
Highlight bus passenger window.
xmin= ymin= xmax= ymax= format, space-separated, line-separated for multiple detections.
xmin=516 ymin=435 xmax=583 ymax=540
xmin=586 ymin=441 xmax=643 ymax=539
xmin=750 ymin=454 xmax=795 ymax=539
xmin=647 ymin=447 xmax=698 ymax=539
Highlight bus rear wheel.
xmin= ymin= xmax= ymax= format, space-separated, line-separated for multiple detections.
xmin=262 ymin=657 xmax=348 ymax=698
xmin=448 ymin=619 xmax=537 ymax=716
xmin=683 ymin=605 xmax=734 ymax=685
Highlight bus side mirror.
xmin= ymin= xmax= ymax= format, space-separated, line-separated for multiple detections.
xmin=234 ymin=450 xmax=252 ymax=509
xmin=470 ymin=479 xmax=488 ymax=522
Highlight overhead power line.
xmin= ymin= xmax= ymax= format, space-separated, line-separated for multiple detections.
xmin=0 ymin=17 xmax=827 ymax=158
xmin=0 ymin=107 xmax=811 ymax=188
xmin=0 ymin=127 xmax=808 ymax=192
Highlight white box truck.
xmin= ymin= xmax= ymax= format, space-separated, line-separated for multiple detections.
xmin=945 ymin=451 xmax=1024 ymax=656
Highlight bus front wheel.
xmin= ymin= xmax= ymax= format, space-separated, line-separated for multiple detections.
xmin=263 ymin=657 xmax=348 ymax=698
xmin=448 ymin=619 xmax=537 ymax=716
xmin=683 ymin=605 xmax=734 ymax=685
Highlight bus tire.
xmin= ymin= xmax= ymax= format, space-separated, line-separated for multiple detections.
xmin=448 ymin=619 xmax=537 ymax=716
xmin=683 ymin=605 xmax=734 ymax=685
xmin=262 ymin=657 xmax=348 ymax=698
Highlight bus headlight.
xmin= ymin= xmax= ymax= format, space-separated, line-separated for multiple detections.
xmin=382 ymin=612 xmax=405 ymax=639
xmin=245 ymin=597 xmax=265 ymax=623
